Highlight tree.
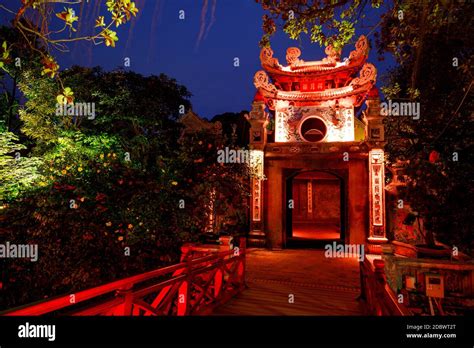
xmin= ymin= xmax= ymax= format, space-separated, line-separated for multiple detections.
xmin=0 ymin=25 xmax=41 ymax=133
xmin=211 ymin=111 xmax=250 ymax=147
xmin=176 ymin=126 xmax=250 ymax=237
xmin=256 ymin=0 xmax=384 ymax=48
xmin=0 ymin=63 xmax=251 ymax=309
xmin=381 ymin=1 xmax=474 ymax=253
xmin=1 ymin=1 xmax=138 ymax=54
xmin=59 ymin=66 xmax=192 ymax=171
xmin=0 ymin=1 xmax=139 ymax=105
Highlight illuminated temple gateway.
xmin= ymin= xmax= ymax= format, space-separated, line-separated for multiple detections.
xmin=246 ymin=35 xmax=387 ymax=251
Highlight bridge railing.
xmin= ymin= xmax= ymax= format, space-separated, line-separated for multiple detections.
xmin=2 ymin=242 xmax=246 ymax=316
xmin=359 ymin=254 xmax=412 ymax=316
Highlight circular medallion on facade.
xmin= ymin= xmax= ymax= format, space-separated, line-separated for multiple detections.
xmin=299 ymin=117 xmax=327 ymax=142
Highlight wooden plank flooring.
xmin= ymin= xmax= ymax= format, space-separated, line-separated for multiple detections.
xmin=213 ymin=249 xmax=364 ymax=315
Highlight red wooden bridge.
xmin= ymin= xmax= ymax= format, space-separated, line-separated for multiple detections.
xmin=1 ymin=242 xmax=408 ymax=316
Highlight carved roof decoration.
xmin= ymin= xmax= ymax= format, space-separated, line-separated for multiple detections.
xmin=253 ymin=63 xmax=377 ymax=106
xmin=260 ymin=35 xmax=369 ymax=77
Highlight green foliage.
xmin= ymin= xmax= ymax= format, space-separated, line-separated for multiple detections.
xmin=0 ymin=62 xmax=250 ymax=310
xmin=285 ymin=18 xmax=309 ymax=40
xmin=0 ymin=26 xmax=44 ymax=133
xmin=18 ymin=68 xmax=61 ymax=144
xmin=257 ymin=0 xmax=384 ymax=48
xmin=57 ymin=67 xmax=192 ymax=171
xmin=42 ymin=131 xmax=123 ymax=178
xmin=0 ymin=165 xmax=180 ymax=308
xmin=0 ymin=132 xmax=43 ymax=201
xmin=1 ymin=123 xmax=250 ymax=309
xmin=210 ymin=111 xmax=251 ymax=147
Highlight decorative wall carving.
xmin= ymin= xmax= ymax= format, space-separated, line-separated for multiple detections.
xmin=265 ymin=142 xmax=368 ymax=156
xmin=246 ymin=101 xmax=268 ymax=122
xmin=289 ymin=146 xmax=301 ymax=153
xmin=275 ymin=105 xmax=354 ymax=143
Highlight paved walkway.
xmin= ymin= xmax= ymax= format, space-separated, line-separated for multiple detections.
xmin=214 ymin=249 xmax=364 ymax=315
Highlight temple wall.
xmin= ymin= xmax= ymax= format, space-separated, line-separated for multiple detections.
xmin=292 ymin=179 xmax=340 ymax=224
xmin=313 ymin=180 xmax=340 ymax=223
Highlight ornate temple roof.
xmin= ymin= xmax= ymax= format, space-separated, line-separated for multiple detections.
xmin=253 ymin=35 xmax=376 ymax=107
xmin=260 ymin=35 xmax=369 ymax=79
xmin=254 ymin=63 xmax=377 ymax=106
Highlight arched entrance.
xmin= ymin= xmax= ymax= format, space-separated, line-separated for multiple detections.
xmin=285 ymin=170 xmax=346 ymax=248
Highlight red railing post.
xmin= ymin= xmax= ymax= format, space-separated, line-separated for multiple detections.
xmin=177 ymin=282 xmax=188 ymax=315
xmin=214 ymin=263 xmax=223 ymax=299
xmin=177 ymin=259 xmax=191 ymax=316
xmin=239 ymin=238 xmax=246 ymax=287
xmin=116 ymin=283 xmax=133 ymax=316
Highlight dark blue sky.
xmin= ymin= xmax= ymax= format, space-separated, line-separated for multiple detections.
xmin=1 ymin=0 xmax=395 ymax=118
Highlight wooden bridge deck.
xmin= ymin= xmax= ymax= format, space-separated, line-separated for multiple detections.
xmin=213 ymin=249 xmax=364 ymax=315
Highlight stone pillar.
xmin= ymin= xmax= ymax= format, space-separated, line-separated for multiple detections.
xmin=265 ymin=163 xmax=283 ymax=249
xmin=368 ymin=149 xmax=388 ymax=252
xmin=364 ymin=88 xmax=388 ymax=253
xmin=363 ymin=88 xmax=385 ymax=143
xmin=245 ymin=98 xmax=269 ymax=247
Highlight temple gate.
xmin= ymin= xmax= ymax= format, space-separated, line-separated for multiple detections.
xmin=246 ymin=35 xmax=387 ymax=252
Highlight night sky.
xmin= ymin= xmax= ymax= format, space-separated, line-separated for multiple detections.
xmin=1 ymin=0 xmax=395 ymax=119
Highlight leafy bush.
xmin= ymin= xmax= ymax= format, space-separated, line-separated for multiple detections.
xmin=1 ymin=154 xmax=189 ymax=309
xmin=0 ymin=131 xmax=43 ymax=201
xmin=0 ymin=63 xmax=249 ymax=310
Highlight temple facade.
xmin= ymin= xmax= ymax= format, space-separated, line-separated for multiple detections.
xmin=246 ymin=35 xmax=387 ymax=252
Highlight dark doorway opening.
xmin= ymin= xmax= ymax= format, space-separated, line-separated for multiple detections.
xmin=286 ymin=170 xmax=345 ymax=248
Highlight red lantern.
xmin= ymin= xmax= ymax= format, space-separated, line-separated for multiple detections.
xmin=429 ymin=150 xmax=440 ymax=163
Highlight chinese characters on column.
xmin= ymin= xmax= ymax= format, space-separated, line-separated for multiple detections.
xmin=369 ymin=149 xmax=385 ymax=228
xmin=250 ymin=150 xmax=264 ymax=222
xmin=307 ymin=181 xmax=313 ymax=214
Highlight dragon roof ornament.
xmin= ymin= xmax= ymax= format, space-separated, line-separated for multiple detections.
xmin=348 ymin=35 xmax=369 ymax=64
xmin=260 ymin=47 xmax=281 ymax=68
xmin=349 ymin=63 xmax=377 ymax=89
xmin=260 ymin=35 xmax=369 ymax=74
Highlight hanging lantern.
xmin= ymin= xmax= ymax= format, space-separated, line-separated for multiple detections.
xmin=429 ymin=150 xmax=440 ymax=163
